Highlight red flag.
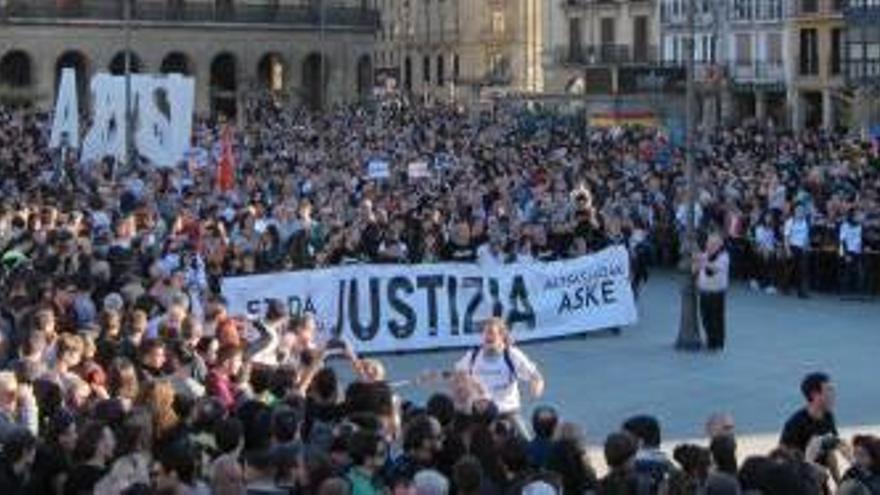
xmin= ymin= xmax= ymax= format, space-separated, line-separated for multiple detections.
xmin=216 ymin=125 xmax=235 ymax=193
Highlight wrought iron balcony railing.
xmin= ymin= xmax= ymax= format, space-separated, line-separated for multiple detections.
xmin=0 ymin=0 xmax=380 ymax=30
xmin=557 ymin=44 xmax=658 ymax=65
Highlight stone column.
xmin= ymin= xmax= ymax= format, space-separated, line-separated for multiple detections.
xmin=855 ymin=86 xmax=870 ymax=139
xmin=755 ymin=90 xmax=767 ymax=123
xmin=788 ymin=88 xmax=803 ymax=131
xmin=702 ymin=94 xmax=717 ymax=129
xmin=821 ymin=88 xmax=834 ymax=130
xmin=195 ymin=57 xmax=211 ymax=118
xmin=720 ymin=88 xmax=733 ymax=126
xmin=36 ymin=50 xmax=58 ymax=112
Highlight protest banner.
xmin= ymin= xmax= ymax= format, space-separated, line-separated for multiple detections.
xmin=222 ymin=246 xmax=638 ymax=354
xmin=367 ymin=159 xmax=391 ymax=179
xmin=407 ymin=160 xmax=431 ymax=179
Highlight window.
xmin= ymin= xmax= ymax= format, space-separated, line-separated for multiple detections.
xmin=453 ymin=53 xmax=460 ymax=81
xmin=767 ymin=32 xmax=783 ymax=65
xmin=709 ymin=36 xmax=716 ymax=63
xmin=736 ymin=33 xmax=752 ymax=66
xmin=492 ymin=10 xmax=505 ymax=35
xmin=800 ymin=28 xmax=819 ymax=75
xmin=600 ymin=17 xmax=615 ymax=45
xmin=633 ymin=16 xmax=649 ymax=62
xmin=801 ymin=0 xmax=818 ymax=13
xmin=423 ymin=55 xmax=430 ymax=83
xmin=569 ymin=18 xmax=583 ymax=61
xmin=734 ymin=0 xmax=752 ymax=19
xmin=436 ymin=55 xmax=445 ymax=86
xmin=831 ymin=28 xmax=843 ymax=75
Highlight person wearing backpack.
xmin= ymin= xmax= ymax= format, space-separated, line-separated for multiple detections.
xmin=454 ymin=318 xmax=544 ymax=439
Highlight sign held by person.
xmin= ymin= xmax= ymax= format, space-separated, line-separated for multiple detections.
xmin=222 ymin=246 xmax=638 ymax=354
xmin=50 ymin=70 xmax=195 ymax=167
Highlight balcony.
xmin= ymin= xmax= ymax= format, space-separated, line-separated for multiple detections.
xmin=791 ymin=0 xmax=846 ymax=18
xmin=557 ymin=44 xmax=658 ymax=65
xmin=729 ymin=62 xmax=786 ymax=84
xmin=844 ymin=0 xmax=880 ymax=23
xmin=0 ymin=0 xmax=381 ymax=30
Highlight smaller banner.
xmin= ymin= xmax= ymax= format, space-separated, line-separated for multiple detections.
xmin=222 ymin=246 xmax=638 ymax=354
xmin=407 ymin=160 xmax=431 ymax=179
xmin=367 ymin=159 xmax=391 ymax=179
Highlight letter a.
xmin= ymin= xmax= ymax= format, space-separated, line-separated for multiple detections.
xmin=49 ymin=68 xmax=80 ymax=149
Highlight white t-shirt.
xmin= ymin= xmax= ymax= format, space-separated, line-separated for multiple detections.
xmin=697 ymin=251 xmax=730 ymax=293
xmin=839 ymin=221 xmax=863 ymax=254
xmin=784 ymin=217 xmax=810 ymax=249
xmin=455 ymin=346 xmax=540 ymax=414
xmin=754 ymin=225 xmax=776 ymax=252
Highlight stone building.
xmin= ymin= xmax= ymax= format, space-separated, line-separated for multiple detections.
xmin=844 ymin=0 xmax=880 ymax=134
xmin=545 ymin=0 xmax=659 ymax=96
xmin=786 ymin=0 xmax=846 ymax=129
xmin=0 ymin=0 xmax=379 ymax=118
xmin=724 ymin=0 xmax=789 ymax=125
xmin=377 ymin=0 xmax=544 ymax=102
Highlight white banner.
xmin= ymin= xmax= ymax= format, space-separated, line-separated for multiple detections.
xmin=222 ymin=246 xmax=637 ymax=354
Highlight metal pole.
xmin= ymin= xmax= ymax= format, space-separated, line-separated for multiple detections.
xmin=320 ymin=0 xmax=326 ymax=111
xmin=124 ymin=0 xmax=134 ymax=172
xmin=675 ymin=0 xmax=702 ymax=350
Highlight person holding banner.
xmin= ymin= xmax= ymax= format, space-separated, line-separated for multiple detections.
xmin=454 ymin=318 xmax=544 ymax=438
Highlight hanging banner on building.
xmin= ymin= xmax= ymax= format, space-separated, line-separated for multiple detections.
xmin=222 ymin=246 xmax=638 ymax=354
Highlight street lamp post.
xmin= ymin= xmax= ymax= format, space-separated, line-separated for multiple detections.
xmin=124 ymin=0 xmax=134 ymax=172
xmin=675 ymin=0 xmax=702 ymax=350
xmin=320 ymin=0 xmax=326 ymax=111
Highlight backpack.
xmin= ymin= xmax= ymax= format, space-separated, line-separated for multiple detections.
xmin=469 ymin=346 xmax=518 ymax=385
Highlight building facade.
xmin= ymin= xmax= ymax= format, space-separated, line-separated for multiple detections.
xmin=545 ymin=0 xmax=660 ymax=96
xmin=378 ymin=0 xmax=544 ymax=102
xmin=659 ymin=0 xmax=730 ymax=126
xmin=844 ymin=0 xmax=880 ymax=133
xmin=0 ymin=0 xmax=379 ymax=118
xmin=725 ymin=0 xmax=789 ymax=125
xmin=787 ymin=0 xmax=846 ymax=129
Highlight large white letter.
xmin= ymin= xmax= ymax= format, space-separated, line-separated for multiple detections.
xmin=133 ymin=76 xmax=172 ymax=167
xmin=80 ymin=74 xmax=126 ymax=165
xmin=49 ymin=68 xmax=80 ymax=149
xmin=167 ymin=74 xmax=195 ymax=167
xmin=133 ymin=74 xmax=195 ymax=167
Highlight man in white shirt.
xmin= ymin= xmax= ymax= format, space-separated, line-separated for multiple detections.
xmin=838 ymin=209 xmax=864 ymax=294
xmin=455 ymin=318 xmax=544 ymax=437
xmin=694 ymin=232 xmax=730 ymax=352
xmin=784 ymin=205 xmax=811 ymax=298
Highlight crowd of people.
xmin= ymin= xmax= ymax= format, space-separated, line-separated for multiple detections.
xmin=0 ymin=96 xmax=878 ymax=494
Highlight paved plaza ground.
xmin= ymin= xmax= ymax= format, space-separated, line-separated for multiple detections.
xmin=348 ymin=272 xmax=880 ymax=462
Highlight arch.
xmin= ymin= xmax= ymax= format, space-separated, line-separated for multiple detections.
xmin=160 ymin=51 xmax=193 ymax=75
xmin=0 ymin=50 xmax=34 ymax=88
xmin=257 ymin=52 xmax=286 ymax=93
xmin=356 ymin=54 xmax=373 ymax=99
xmin=108 ymin=50 xmax=144 ymax=75
xmin=302 ymin=52 xmax=327 ymax=111
xmin=55 ymin=50 xmax=91 ymax=112
xmin=210 ymin=52 xmax=238 ymax=119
